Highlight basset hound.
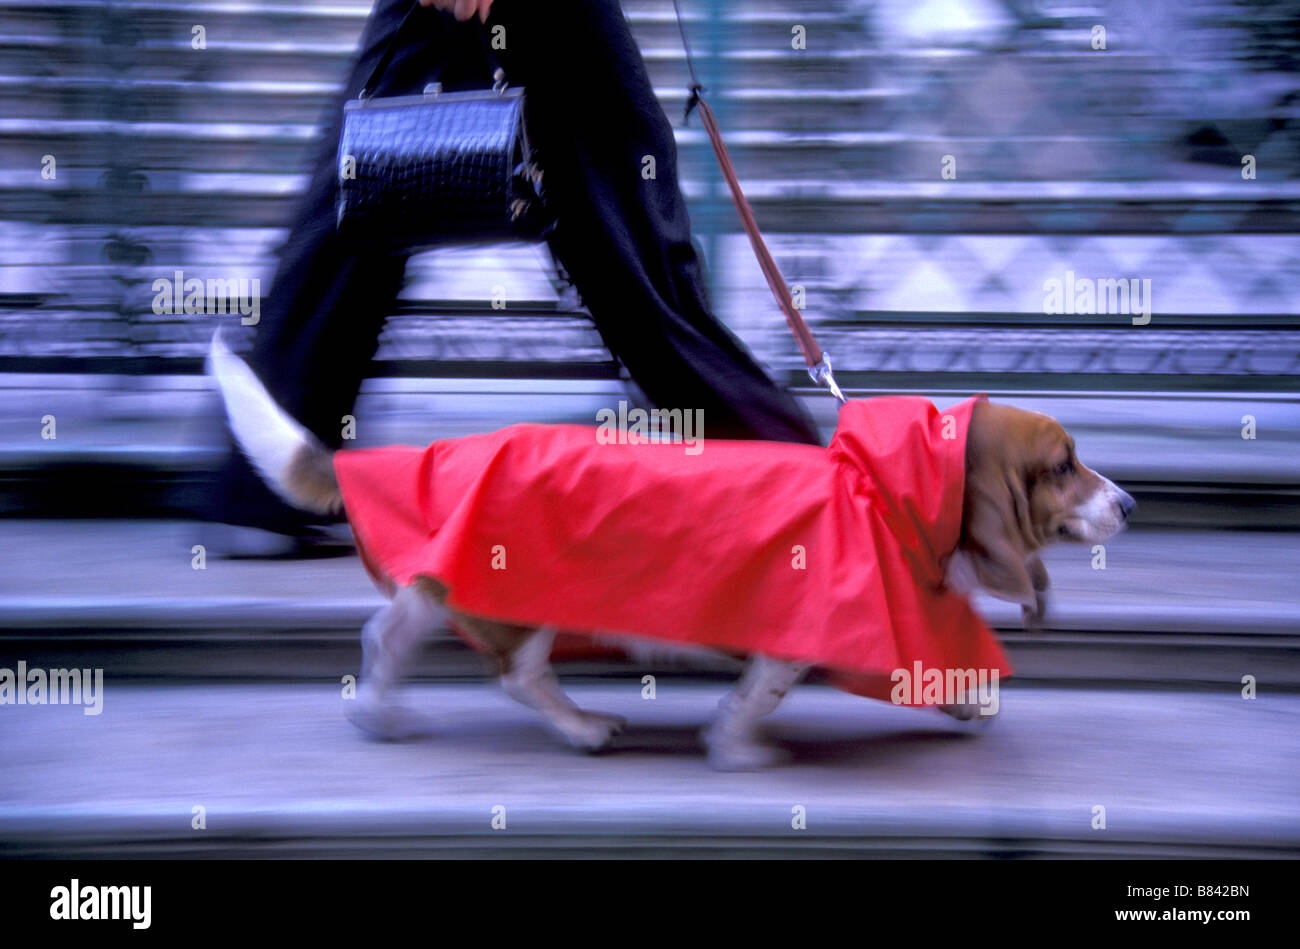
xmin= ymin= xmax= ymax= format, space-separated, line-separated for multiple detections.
xmin=210 ymin=338 xmax=1134 ymax=770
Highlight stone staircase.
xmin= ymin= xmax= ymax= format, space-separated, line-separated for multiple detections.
xmin=0 ymin=0 xmax=1296 ymax=373
xmin=0 ymin=0 xmax=1297 ymax=520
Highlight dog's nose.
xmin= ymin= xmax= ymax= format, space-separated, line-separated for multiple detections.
xmin=1116 ymin=490 xmax=1136 ymax=520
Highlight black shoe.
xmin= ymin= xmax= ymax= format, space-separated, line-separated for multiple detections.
xmin=200 ymin=522 xmax=355 ymax=560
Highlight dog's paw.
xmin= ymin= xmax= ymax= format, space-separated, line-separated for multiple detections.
xmin=702 ymin=728 xmax=789 ymax=771
xmin=937 ymin=702 xmax=998 ymax=725
xmin=564 ymin=711 xmax=627 ymax=753
xmin=344 ymin=695 xmax=436 ymax=741
xmin=1022 ymin=591 xmax=1048 ymax=631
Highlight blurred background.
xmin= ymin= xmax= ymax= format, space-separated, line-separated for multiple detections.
xmin=0 ymin=0 xmax=1297 ymax=858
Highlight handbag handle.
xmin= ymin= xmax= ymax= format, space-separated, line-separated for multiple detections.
xmin=359 ymin=1 xmax=508 ymax=100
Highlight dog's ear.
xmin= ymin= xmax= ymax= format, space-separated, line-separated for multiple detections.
xmin=960 ymin=402 xmax=1039 ymax=610
xmin=961 ymin=467 xmax=1037 ymax=609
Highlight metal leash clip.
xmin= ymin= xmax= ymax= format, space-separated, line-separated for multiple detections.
xmin=809 ymin=352 xmax=846 ymax=404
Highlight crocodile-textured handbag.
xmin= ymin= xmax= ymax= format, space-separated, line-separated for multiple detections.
xmin=335 ymin=3 xmax=550 ymax=245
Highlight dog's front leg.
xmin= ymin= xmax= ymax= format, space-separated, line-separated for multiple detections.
xmin=703 ymin=655 xmax=807 ymax=771
xmin=499 ymin=627 xmax=626 ymax=752
xmin=1022 ymin=553 xmax=1050 ymax=630
xmin=345 ymin=581 xmax=446 ymax=740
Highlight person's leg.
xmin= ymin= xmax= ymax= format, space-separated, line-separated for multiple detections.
xmin=492 ymin=0 xmax=821 ymax=445
xmin=208 ymin=1 xmax=500 ymax=536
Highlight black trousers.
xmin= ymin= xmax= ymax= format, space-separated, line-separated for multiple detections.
xmin=210 ymin=0 xmax=820 ymax=531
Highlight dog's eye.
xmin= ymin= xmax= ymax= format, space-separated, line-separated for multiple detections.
xmin=1054 ymin=459 xmax=1073 ymax=476
xmin=1057 ymin=525 xmax=1071 ymax=538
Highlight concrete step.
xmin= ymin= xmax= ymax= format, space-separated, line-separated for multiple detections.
xmin=3 ymin=374 xmax=1298 ymax=494
xmin=3 ymin=379 xmax=1297 ymax=479
xmin=0 ymin=681 xmax=1295 ymax=857
xmin=5 ymin=381 xmax=1296 ymax=528
xmin=0 ymin=30 xmax=877 ymax=87
xmin=0 ymin=74 xmax=905 ymax=130
xmin=5 ymin=176 xmax=1295 ymax=231
xmin=0 ymin=2 xmax=868 ymax=59
xmin=1 ymin=518 xmax=1297 ymax=688
xmin=0 ymin=118 xmax=1186 ymax=186
xmin=0 ymin=118 xmax=921 ymax=177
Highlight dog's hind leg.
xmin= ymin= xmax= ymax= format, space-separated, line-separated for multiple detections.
xmin=496 ymin=626 xmax=627 ymax=752
xmin=702 ymin=655 xmax=807 ymax=771
xmin=345 ymin=580 xmax=446 ymax=740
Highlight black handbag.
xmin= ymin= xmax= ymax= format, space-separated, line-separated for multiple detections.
xmin=335 ymin=3 xmax=550 ymax=245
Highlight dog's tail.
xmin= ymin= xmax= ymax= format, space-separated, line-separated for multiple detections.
xmin=206 ymin=332 xmax=342 ymax=516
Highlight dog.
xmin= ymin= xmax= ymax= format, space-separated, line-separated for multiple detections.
xmin=209 ymin=336 xmax=1134 ymax=770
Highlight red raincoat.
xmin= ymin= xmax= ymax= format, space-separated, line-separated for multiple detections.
xmin=334 ymin=395 xmax=1011 ymax=705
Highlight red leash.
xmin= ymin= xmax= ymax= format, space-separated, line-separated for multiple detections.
xmin=673 ymin=0 xmax=845 ymax=403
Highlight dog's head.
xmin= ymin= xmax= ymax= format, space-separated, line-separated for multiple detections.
xmin=950 ymin=400 xmax=1134 ymax=612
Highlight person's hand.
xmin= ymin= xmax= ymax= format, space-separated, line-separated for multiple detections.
xmin=418 ymin=0 xmax=495 ymax=24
